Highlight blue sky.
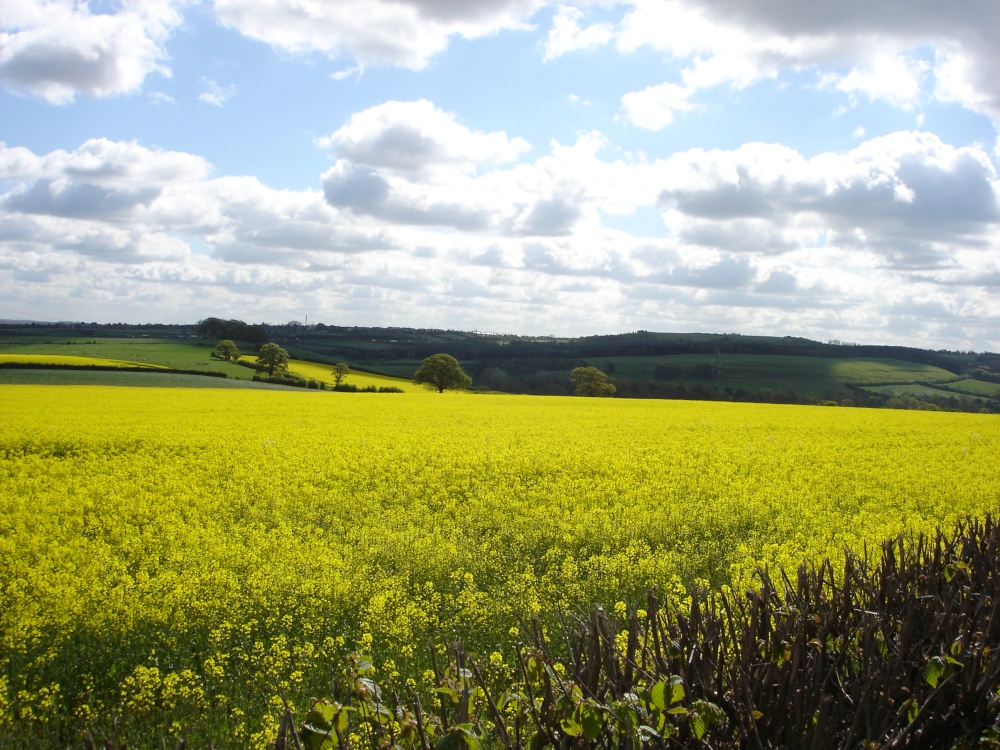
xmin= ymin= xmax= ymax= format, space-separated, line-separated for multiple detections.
xmin=1 ymin=0 xmax=999 ymax=350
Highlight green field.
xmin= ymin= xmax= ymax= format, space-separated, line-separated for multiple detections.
xmin=0 ymin=339 xmax=417 ymax=390
xmin=0 ymin=338 xmax=967 ymax=399
xmin=945 ymin=378 xmax=1000 ymax=397
xmin=0 ymin=338 xmax=249 ymax=377
xmin=864 ymin=383 xmax=958 ymax=398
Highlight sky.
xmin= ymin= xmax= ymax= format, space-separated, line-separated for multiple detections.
xmin=1 ymin=1 xmax=999 ymax=350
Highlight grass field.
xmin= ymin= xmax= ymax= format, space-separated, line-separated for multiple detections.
xmin=0 ymin=340 xmax=417 ymax=391
xmin=1 ymin=337 xmax=966 ymax=400
xmin=946 ymin=378 xmax=1000 ymax=397
xmin=0 ymin=339 xmax=249 ymax=377
xmin=585 ymin=354 xmax=958 ymax=397
xmin=1 ymin=384 xmax=997 ymax=746
xmin=864 ymin=383 xmax=963 ymax=398
xmin=367 ymin=354 xmax=960 ymax=397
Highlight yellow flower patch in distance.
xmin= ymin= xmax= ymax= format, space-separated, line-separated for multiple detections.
xmin=242 ymin=355 xmax=423 ymax=392
xmin=0 ymin=353 xmax=167 ymax=368
xmin=1 ymin=384 xmax=998 ymax=745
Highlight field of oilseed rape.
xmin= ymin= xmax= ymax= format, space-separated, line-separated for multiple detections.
xmin=1 ymin=384 xmax=998 ymax=747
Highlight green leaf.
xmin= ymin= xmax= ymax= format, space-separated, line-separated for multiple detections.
xmin=655 ymin=711 xmax=667 ymax=732
xmin=560 ymin=717 xmax=582 ymax=737
xmin=432 ymin=686 xmax=460 ymax=703
xmin=649 ymin=681 xmax=667 ymax=711
xmin=669 ymin=675 xmax=685 ymax=705
xmin=301 ymin=700 xmax=338 ymax=750
xmin=578 ymin=703 xmax=605 ymax=741
xmin=690 ymin=713 xmax=708 ymax=741
xmin=455 ymin=724 xmax=480 ymax=750
xmin=688 ymin=701 xmax=724 ymax=741
xmin=355 ymin=654 xmax=375 ymax=676
xmin=526 ymin=654 xmax=545 ymax=681
xmin=925 ymin=655 xmax=962 ymax=688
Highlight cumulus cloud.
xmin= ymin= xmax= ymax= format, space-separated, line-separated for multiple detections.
xmin=0 ymin=138 xmax=392 ymax=270
xmin=211 ymin=0 xmax=543 ymax=69
xmin=653 ymin=133 xmax=1000 ymax=267
xmin=608 ymin=0 xmax=1000 ymax=129
xmin=543 ymin=4 xmax=615 ymax=61
xmin=620 ymin=82 xmax=694 ymax=130
xmin=3 ymin=122 xmax=999 ymax=348
xmin=0 ymin=0 xmax=183 ymax=103
xmin=321 ymin=99 xmax=530 ymax=177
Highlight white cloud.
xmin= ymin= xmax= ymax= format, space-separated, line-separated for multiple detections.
xmin=611 ymin=0 xmax=1000 ymax=129
xmin=211 ymin=0 xmax=543 ymax=69
xmin=320 ymin=100 xmax=531 ymax=178
xmin=651 ymin=132 xmax=1000 ymax=276
xmin=3 ymin=125 xmax=999 ymax=349
xmin=824 ymin=53 xmax=929 ymax=110
xmin=543 ymin=4 xmax=614 ymax=61
xmin=0 ymin=0 xmax=184 ymax=103
xmin=198 ymin=78 xmax=236 ymax=106
xmin=330 ymin=65 xmax=364 ymax=81
xmin=621 ymin=81 xmax=693 ymax=130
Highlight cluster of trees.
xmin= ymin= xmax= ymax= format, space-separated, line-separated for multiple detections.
xmin=408 ymin=354 xmax=619 ymax=397
xmin=213 ymin=340 xmax=241 ymax=361
xmin=196 ymin=317 xmax=267 ymax=345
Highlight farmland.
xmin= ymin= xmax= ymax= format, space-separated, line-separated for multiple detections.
xmin=4 ymin=323 xmax=998 ymax=410
xmin=1 ymin=384 xmax=998 ymax=746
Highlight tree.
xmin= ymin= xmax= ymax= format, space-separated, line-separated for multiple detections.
xmin=570 ymin=366 xmax=616 ymax=397
xmin=195 ymin=317 xmax=268 ymax=345
xmin=214 ymin=339 xmax=240 ymax=361
xmin=413 ymin=353 xmax=472 ymax=393
xmin=256 ymin=343 xmax=289 ymax=376
xmin=332 ymin=363 xmax=350 ymax=386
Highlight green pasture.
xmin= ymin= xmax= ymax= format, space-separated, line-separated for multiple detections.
xmin=0 ymin=338 xmax=418 ymax=391
xmin=0 ymin=335 xmax=974 ymax=400
xmin=864 ymin=379 xmax=1000 ymax=400
xmin=586 ymin=354 xmax=956 ymax=397
xmin=0 ymin=337 xmax=254 ymax=378
xmin=864 ymin=383 xmax=960 ymax=398
xmin=946 ymin=379 xmax=1000 ymax=397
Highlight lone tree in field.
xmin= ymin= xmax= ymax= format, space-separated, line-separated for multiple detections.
xmin=331 ymin=362 xmax=350 ymax=386
xmin=570 ymin=366 xmax=616 ymax=397
xmin=256 ymin=343 xmax=289 ymax=376
xmin=214 ymin=339 xmax=240 ymax=361
xmin=413 ymin=353 xmax=472 ymax=393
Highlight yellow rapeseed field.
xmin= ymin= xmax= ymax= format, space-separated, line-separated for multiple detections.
xmin=1 ymin=384 xmax=997 ymax=746
xmin=0 ymin=353 xmax=166 ymax=369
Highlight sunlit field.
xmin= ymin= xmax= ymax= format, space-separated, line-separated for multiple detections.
xmin=1 ymin=385 xmax=998 ymax=746
xmin=0 ymin=353 xmax=166 ymax=369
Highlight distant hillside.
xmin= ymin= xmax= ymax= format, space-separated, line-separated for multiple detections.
xmin=1 ymin=320 xmax=997 ymax=412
